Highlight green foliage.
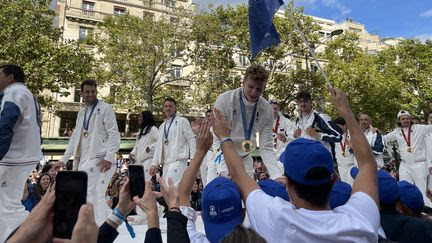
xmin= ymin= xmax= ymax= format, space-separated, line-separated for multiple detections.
xmin=0 ymin=0 xmax=94 ymax=106
xmin=92 ymin=12 xmax=192 ymax=114
xmin=321 ymin=32 xmax=432 ymax=130
xmin=190 ymin=1 xmax=322 ymax=115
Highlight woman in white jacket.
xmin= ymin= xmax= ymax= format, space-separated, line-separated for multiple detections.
xmin=129 ymin=111 xmax=159 ymax=180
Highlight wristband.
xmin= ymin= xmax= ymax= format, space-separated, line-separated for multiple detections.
xmin=169 ymin=207 xmax=181 ymax=212
xmin=220 ymin=137 xmax=233 ymax=147
xmin=113 ymin=208 xmax=136 ymax=239
xmin=108 ymin=211 xmax=123 ymax=225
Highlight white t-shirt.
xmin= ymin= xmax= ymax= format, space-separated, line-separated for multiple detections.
xmin=246 ymin=189 xmax=380 ymax=243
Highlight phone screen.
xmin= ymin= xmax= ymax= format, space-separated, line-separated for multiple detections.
xmin=53 ymin=171 xmax=88 ymax=239
xmin=128 ymin=164 xmax=145 ymax=200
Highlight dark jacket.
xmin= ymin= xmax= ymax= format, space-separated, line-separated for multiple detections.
xmin=165 ymin=210 xmax=190 ymax=243
xmin=381 ymin=210 xmax=432 ymax=243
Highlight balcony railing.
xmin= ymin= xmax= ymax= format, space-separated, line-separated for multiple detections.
xmin=65 ymin=7 xmax=110 ymax=22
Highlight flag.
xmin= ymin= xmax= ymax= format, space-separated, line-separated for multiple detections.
xmin=249 ymin=0 xmax=284 ymax=60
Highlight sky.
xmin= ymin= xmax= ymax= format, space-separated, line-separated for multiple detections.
xmin=193 ymin=0 xmax=432 ymax=41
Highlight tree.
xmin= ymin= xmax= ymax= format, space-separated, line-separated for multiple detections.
xmin=321 ymin=32 xmax=404 ymax=130
xmin=91 ymin=11 xmax=193 ymax=116
xmin=377 ymin=39 xmax=432 ymax=120
xmin=189 ymin=1 xmax=323 ymax=115
xmin=0 ymin=0 xmax=94 ymax=106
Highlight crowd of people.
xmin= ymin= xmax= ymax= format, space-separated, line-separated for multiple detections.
xmin=1 ymin=63 xmax=432 ymax=243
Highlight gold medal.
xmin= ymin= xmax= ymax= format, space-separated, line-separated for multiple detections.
xmin=407 ymin=147 xmax=413 ymax=153
xmin=164 ymin=140 xmax=169 ymax=145
xmin=83 ymin=130 xmax=88 ymax=137
xmin=241 ymin=140 xmax=254 ymax=153
xmin=342 ymin=151 xmax=346 ymax=157
xmin=145 ymin=147 xmax=150 ymax=153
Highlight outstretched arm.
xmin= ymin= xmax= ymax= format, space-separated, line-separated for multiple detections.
xmin=330 ymin=88 xmax=378 ymax=206
xmin=178 ymin=120 xmax=212 ymax=206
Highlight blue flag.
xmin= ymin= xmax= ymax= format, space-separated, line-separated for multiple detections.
xmin=249 ymin=0 xmax=284 ymax=60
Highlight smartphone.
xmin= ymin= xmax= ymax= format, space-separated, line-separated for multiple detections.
xmin=128 ymin=164 xmax=145 ymax=200
xmin=53 ymin=171 xmax=88 ymax=239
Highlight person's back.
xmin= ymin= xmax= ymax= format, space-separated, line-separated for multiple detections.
xmin=246 ymin=140 xmax=379 ymax=242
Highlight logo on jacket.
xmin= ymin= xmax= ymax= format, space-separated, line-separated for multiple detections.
xmin=89 ymin=168 xmax=94 ymax=173
xmin=1 ymin=181 xmax=7 ymax=187
xmin=209 ymin=205 xmax=217 ymax=217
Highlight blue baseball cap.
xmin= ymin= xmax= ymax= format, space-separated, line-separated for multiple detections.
xmin=258 ymin=179 xmax=290 ymax=201
xmin=329 ymin=180 xmax=352 ymax=209
xmin=398 ymin=180 xmax=424 ymax=212
xmin=350 ymin=167 xmax=399 ymax=204
xmin=280 ymin=138 xmax=334 ymax=185
xmin=202 ymin=176 xmax=243 ymax=243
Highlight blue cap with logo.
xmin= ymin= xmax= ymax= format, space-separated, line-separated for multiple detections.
xmin=202 ymin=176 xmax=243 ymax=243
xmin=258 ymin=179 xmax=290 ymax=201
xmin=351 ymin=167 xmax=399 ymax=204
xmin=280 ymin=138 xmax=334 ymax=185
xmin=398 ymin=180 xmax=424 ymax=212
xmin=329 ymin=180 xmax=352 ymax=209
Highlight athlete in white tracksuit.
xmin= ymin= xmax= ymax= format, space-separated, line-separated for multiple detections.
xmin=0 ymin=65 xmax=42 ymax=242
xmin=358 ymin=113 xmax=385 ymax=168
xmin=150 ymin=98 xmax=196 ymax=186
xmin=57 ymin=80 xmax=120 ymax=226
xmin=271 ymin=101 xmax=295 ymax=172
xmin=384 ymin=110 xmax=432 ymax=206
xmin=213 ymin=66 xmax=283 ymax=180
xmin=333 ymin=118 xmax=355 ymax=185
xmin=129 ymin=112 xmax=159 ymax=180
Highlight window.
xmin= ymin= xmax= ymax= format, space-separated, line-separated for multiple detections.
xmin=79 ymin=27 xmax=93 ymax=41
xmin=170 ymin=65 xmax=182 ymax=78
xmin=143 ymin=11 xmax=155 ymax=20
xmin=82 ymin=1 xmax=95 ymax=15
xmin=162 ymin=0 xmax=175 ymax=7
xmin=238 ymin=54 xmax=249 ymax=67
xmin=310 ymin=63 xmax=318 ymax=74
xmin=73 ymin=86 xmax=82 ymax=102
xmin=114 ymin=6 xmax=126 ymax=16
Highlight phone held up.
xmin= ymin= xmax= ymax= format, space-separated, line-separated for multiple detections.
xmin=128 ymin=164 xmax=145 ymax=200
xmin=53 ymin=171 xmax=88 ymax=239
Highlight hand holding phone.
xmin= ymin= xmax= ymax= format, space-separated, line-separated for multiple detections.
xmin=128 ymin=164 xmax=145 ymax=201
xmin=53 ymin=171 xmax=88 ymax=239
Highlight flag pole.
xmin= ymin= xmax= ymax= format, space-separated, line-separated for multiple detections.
xmin=283 ymin=2 xmax=333 ymax=88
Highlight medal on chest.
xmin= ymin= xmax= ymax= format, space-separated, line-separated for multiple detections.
xmin=239 ymin=92 xmax=258 ymax=153
xmin=401 ymin=126 xmax=413 ymax=153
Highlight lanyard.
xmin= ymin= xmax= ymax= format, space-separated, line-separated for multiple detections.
xmin=401 ymin=125 xmax=412 ymax=147
xmin=33 ymin=96 xmax=42 ymax=144
xmin=273 ymin=115 xmax=280 ymax=143
xmin=340 ymin=134 xmax=347 ymax=152
xmin=164 ymin=115 xmax=176 ymax=140
xmin=239 ymin=92 xmax=258 ymax=140
xmin=83 ymin=100 xmax=98 ymax=130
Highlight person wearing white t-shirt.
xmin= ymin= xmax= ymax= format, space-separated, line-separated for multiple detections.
xmin=359 ymin=113 xmax=384 ymax=168
xmin=333 ymin=117 xmax=355 ymax=185
xmin=384 ymin=110 xmax=432 ymax=206
xmin=213 ymin=65 xmax=282 ymax=180
xmin=210 ymin=88 xmax=380 ymax=243
xmin=149 ymin=97 xmax=196 ymax=186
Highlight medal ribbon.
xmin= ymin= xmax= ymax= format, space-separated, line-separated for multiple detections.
xmin=239 ymin=92 xmax=258 ymax=140
xmin=83 ymin=100 xmax=98 ymax=131
xmin=273 ymin=115 xmax=280 ymax=144
xmin=340 ymin=134 xmax=346 ymax=153
xmin=164 ymin=115 xmax=176 ymax=141
xmin=401 ymin=125 xmax=411 ymax=147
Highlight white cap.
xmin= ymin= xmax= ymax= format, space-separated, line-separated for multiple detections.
xmin=397 ymin=110 xmax=411 ymax=119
